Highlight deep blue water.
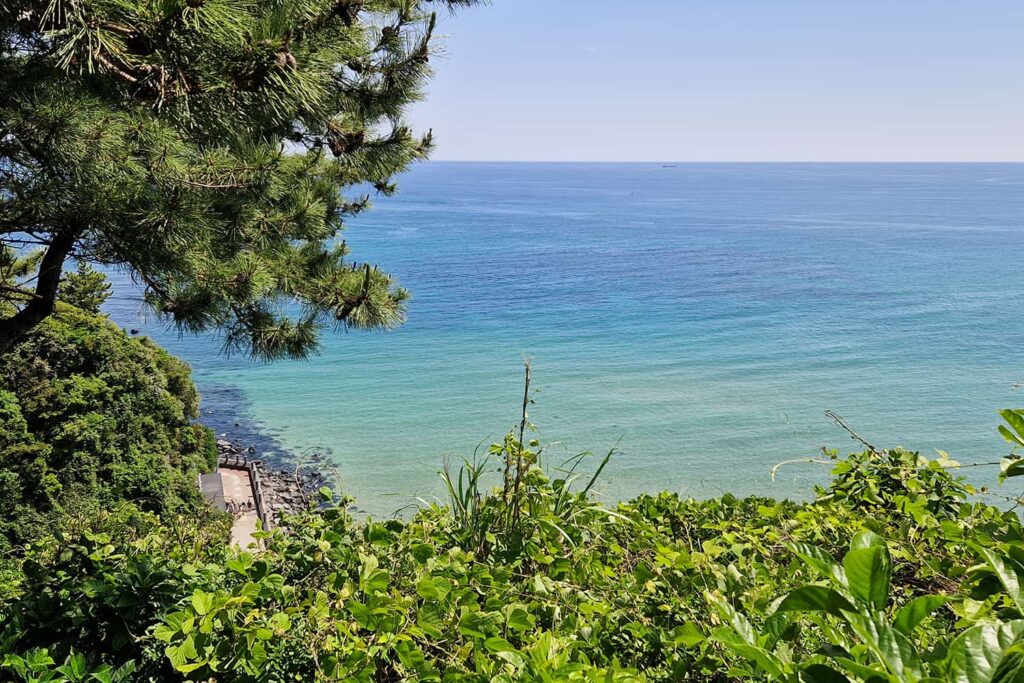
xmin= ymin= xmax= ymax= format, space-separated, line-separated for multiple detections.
xmin=106 ymin=163 xmax=1024 ymax=515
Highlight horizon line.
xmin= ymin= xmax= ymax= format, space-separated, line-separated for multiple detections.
xmin=425 ymin=159 xmax=1024 ymax=164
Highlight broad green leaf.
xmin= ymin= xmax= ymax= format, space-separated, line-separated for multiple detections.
xmin=110 ymin=661 xmax=136 ymax=683
xmin=1001 ymin=458 xmax=1024 ymax=483
xmin=90 ymin=669 xmax=114 ymax=683
xmin=505 ymin=605 xmax=534 ymax=634
xmin=843 ymin=610 xmax=922 ymax=680
xmin=777 ymin=586 xmax=856 ymax=617
xmin=989 ymin=642 xmax=1024 ymax=683
xmin=153 ymin=622 xmax=180 ymax=644
xmin=239 ymin=582 xmax=261 ymax=599
xmin=946 ymin=620 xmax=1024 ymax=683
xmin=711 ymin=598 xmax=756 ymax=645
xmin=153 ymin=612 xmax=186 ymax=643
xmin=416 ymin=576 xmax=450 ymax=601
xmin=790 ymin=543 xmax=848 ymax=588
xmin=671 ymin=622 xmax=706 ymax=648
xmin=416 ymin=576 xmax=440 ymax=600
xmin=726 ymin=642 xmax=786 ymax=678
xmin=494 ymin=650 xmax=526 ymax=670
xmin=165 ymin=638 xmax=201 ymax=673
xmin=1000 ymin=410 xmax=1024 ymax=445
xmin=411 ymin=543 xmax=435 ymax=563
xmin=799 ymin=664 xmax=852 ymax=683
xmin=249 ymin=640 xmax=267 ymax=666
xmin=173 ymin=662 xmax=206 ymax=674
xmin=395 ymin=640 xmax=432 ymax=676
xmin=848 ymin=530 xmax=887 ymax=554
xmin=1000 ymin=426 xmax=1024 ymax=448
xmin=762 ymin=610 xmax=792 ymax=650
xmin=977 ymin=547 xmax=1024 ymax=615
xmin=268 ymin=612 xmax=290 ymax=633
xmin=262 ymin=574 xmax=286 ymax=592
xmin=894 ymin=596 xmax=950 ymax=635
xmin=179 ymin=635 xmax=197 ymax=660
xmin=190 ymin=590 xmax=214 ymax=616
xmin=347 ymin=601 xmax=372 ymax=628
xmin=56 ymin=652 xmax=86 ymax=680
xmin=361 ymin=568 xmax=390 ymax=595
xmin=358 ymin=553 xmax=379 ymax=577
xmin=226 ymin=553 xmax=253 ymax=575
xmin=417 ymin=604 xmax=445 ymax=639
xmin=484 ymin=637 xmax=517 ymax=653
xmin=844 ymin=532 xmax=891 ymax=610
xmin=832 ymin=656 xmax=896 ymax=683
xmin=459 ymin=610 xmax=496 ymax=639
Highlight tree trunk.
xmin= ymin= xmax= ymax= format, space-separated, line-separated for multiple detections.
xmin=0 ymin=230 xmax=77 ymax=350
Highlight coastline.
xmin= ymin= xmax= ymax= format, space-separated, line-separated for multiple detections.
xmin=200 ymin=437 xmax=332 ymax=542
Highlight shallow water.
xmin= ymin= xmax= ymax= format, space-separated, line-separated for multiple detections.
xmin=106 ymin=163 xmax=1024 ymax=515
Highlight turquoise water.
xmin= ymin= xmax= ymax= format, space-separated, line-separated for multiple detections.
xmin=107 ymin=163 xmax=1024 ymax=515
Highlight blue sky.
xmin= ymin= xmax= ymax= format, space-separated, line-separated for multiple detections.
xmin=412 ymin=1 xmax=1024 ymax=161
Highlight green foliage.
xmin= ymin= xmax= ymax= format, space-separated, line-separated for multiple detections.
xmin=2 ymin=649 xmax=136 ymax=683
xmin=437 ymin=371 xmax=618 ymax=563
xmin=59 ymin=263 xmax=112 ymax=315
xmin=1 ymin=0 xmax=481 ymax=359
xmin=997 ymin=409 xmax=1024 ymax=482
xmin=0 ymin=245 xmax=43 ymax=317
xmin=5 ymin=412 xmax=1024 ymax=681
xmin=438 ymin=430 xmax=620 ymax=565
xmin=818 ymin=446 xmax=974 ymax=519
xmin=1 ymin=354 xmax=1023 ymax=680
xmin=702 ymin=444 xmax=1024 ymax=683
xmin=713 ymin=520 xmax=1024 ymax=682
xmin=0 ymin=305 xmax=218 ymax=551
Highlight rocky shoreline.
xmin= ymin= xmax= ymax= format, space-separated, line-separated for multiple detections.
xmin=215 ymin=437 xmax=329 ymax=525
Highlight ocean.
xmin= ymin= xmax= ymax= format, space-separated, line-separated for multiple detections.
xmin=106 ymin=163 xmax=1024 ymax=515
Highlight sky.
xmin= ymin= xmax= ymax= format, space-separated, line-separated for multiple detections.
xmin=412 ymin=0 xmax=1024 ymax=162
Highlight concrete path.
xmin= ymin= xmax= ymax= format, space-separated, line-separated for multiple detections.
xmin=221 ymin=467 xmax=259 ymax=548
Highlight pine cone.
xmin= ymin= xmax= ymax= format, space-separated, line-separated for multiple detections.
xmin=344 ymin=130 xmax=365 ymax=154
xmin=275 ymin=50 xmax=298 ymax=70
xmin=327 ymin=130 xmax=364 ymax=157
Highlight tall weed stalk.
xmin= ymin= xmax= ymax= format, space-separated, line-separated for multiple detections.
xmin=438 ymin=361 xmax=620 ymax=560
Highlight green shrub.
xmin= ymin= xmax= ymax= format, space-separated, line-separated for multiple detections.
xmin=0 ymin=305 xmax=216 ymax=550
xmin=3 ymin=428 xmax=1023 ymax=682
xmin=4 ymin=357 xmax=1024 ymax=681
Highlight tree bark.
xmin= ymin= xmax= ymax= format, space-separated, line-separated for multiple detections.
xmin=0 ymin=230 xmax=77 ymax=350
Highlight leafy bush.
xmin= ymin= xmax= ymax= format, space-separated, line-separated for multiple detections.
xmin=4 ymin=356 xmax=1024 ymax=680
xmin=0 ymin=305 xmax=218 ymax=551
xmin=712 ymin=518 xmax=1024 ymax=682
xmin=4 ymin=420 xmax=1024 ymax=682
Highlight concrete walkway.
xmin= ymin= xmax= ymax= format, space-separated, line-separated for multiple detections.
xmin=221 ymin=467 xmax=259 ymax=548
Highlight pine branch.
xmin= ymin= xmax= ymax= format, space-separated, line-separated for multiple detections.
xmin=1 ymin=0 xmax=480 ymax=352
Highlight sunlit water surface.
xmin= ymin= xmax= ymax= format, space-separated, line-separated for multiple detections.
xmin=105 ymin=163 xmax=1024 ymax=515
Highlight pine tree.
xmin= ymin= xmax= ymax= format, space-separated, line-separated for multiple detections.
xmin=0 ymin=0 xmax=479 ymax=360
